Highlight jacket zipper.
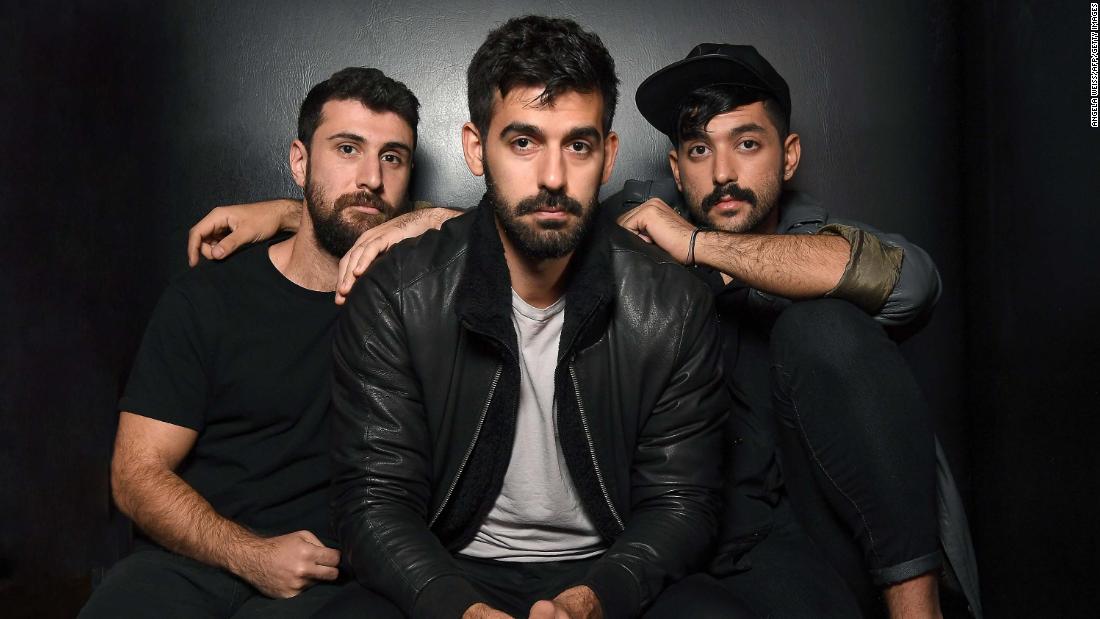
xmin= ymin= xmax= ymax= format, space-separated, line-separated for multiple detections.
xmin=429 ymin=363 xmax=502 ymax=528
xmin=569 ymin=362 xmax=624 ymax=531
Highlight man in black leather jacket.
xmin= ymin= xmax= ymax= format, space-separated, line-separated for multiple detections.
xmin=322 ymin=16 xmax=735 ymax=619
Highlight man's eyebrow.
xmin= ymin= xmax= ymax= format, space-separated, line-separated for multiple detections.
xmin=727 ymin=122 xmax=767 ymax=136
xmin=381 ymin=141 xmax=413 ymax=154
xmin=564 ymin=126 xmax=602 ymax=143
xmin=499 ymin=122 xmax=545 ymax=140
xmin=327 ymin=132 xmax=365 ymax=143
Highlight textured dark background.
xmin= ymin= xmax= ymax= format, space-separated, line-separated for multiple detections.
xmin=1 ymin=0 xmax=1096 ymax=616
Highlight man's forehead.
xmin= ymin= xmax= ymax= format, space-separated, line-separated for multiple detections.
xmin=316 ymin=99 xmax=413 ymax=139
xmin=491 ymin=85 xmax=604 ymax=131
xmin=702 ymin=102 xmax=774 ymax=134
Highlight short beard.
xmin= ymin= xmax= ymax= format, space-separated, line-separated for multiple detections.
xmin=688 ymin=168 xmax=782 ymax=234
xmin=305 ymin=171 xmax=400 ymax=257
xmin=485 ymin=164 xmax=598 ymax=260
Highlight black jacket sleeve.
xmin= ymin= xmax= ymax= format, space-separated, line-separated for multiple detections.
xmin=329 ymin=259 xmax=482 ymax=619
xmin=580 ymin=283 xmax=729 ymax=617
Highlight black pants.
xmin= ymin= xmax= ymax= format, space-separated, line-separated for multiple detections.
xmin=316 ymin=555 xmax=755 ymax=618
xmin=769 ymin=299 xmax=941 ymax=586
xmin=717 ymin=499 xmax=861 ymax=617
xmin=78 ymin=544 xmax=345 ymax=619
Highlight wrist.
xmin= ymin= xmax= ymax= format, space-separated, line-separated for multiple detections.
xmin=280 ymin=199 xmax=303 ymax=230
xmin=222 ymin=530 xmax=265 ymax=577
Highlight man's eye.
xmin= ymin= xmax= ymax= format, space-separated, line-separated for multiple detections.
xmin=690 ymin=145 xmax=708 ymax=156
xmin=739 ymin=140 xmax=759 ymax=150
xmin=381 ymin=153 xmax=402 ymax=164
xmin=514 ymin=137 xmax=531 ymax=149
xmin=339 ymin=144 xmax=358 ymax=155
xmin=567 ymin=141 xmax=590 ymax=153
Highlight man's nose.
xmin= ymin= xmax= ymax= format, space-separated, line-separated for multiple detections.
xmin=713 ymin=148 xmax=736 ymax=186
xmin=357 ymin=156 xmax=383 ymax=192
xmin=537 ymin=149 xmax=565 ymax=193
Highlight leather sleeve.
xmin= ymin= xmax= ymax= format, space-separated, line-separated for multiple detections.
xmin=330 ymin=259 xmax=482 ymax=618
xmin=818 ymin=223 xmax=942 ymax=327
xmin=579 ymin=284 xmax=728 ymax=617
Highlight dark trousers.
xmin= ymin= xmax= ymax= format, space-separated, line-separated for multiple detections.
xmin=717 ymin=499 xmax=861 ymax=618
xmin=317 ymin=555 xmax=755 ymax=618
xmin=78 ymin=544 xmax=345 ymax=619
xmin=769 ymin=299 xmax=941 ymax=586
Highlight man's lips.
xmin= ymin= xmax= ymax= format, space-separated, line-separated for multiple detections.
xmin=711 ymin=196 xmax=749 ymax=211
xmin=530 ymin=207 xmax=569 ymax=219
xmin=348 ymin=205 xmax=381 ymax=215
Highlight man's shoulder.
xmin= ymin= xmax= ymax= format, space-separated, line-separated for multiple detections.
xmin=606 ymin=224 xmax=712 ymax=303
xmin=163 ymin=241 xmax=273 ymax=309
xmin=366 ymin=207 xmax=477 ymax=290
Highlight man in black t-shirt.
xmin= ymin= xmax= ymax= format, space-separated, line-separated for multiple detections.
xmin=80 ymin=67 xmax=422 ymax=618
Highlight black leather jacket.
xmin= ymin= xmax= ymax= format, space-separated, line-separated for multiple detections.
xmin=330 ymin=199 xmax=729 ymax=619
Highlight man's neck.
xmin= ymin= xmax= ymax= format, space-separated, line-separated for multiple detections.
xmin=269 ymin=215 xmax=339 ymax=292
xmin=496 ymin=221 xmax=571 ymax=309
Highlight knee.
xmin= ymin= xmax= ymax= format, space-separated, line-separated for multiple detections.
xmin=771 ymin=299 xmax=886 ymax=375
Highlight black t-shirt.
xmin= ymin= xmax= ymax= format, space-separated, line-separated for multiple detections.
xmin=120 ymin=240 xmax=340 ymax=544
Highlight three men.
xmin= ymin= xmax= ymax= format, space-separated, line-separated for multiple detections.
xmin=98 ymin=16 xmax=969 ymax=619
xmin=324 ymin=16 xmax=730 ymax=618
xmin=80 ymin=67 xmax=420 ymax=618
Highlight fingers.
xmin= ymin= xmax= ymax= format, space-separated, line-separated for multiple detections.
xmin=314 ymin=545 xmax=341 ymax=568
xmin=188 ymin=217 xmax=227 ymax=267
xmin=527 ymin=601 xmax=559 ymax=619
xmin=295 ymin=530 xmax=323 ymax=546
xmin=304 ymin=563 xmax=340 ymax=582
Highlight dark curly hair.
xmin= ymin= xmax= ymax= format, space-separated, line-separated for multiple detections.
xmin=298 ymin=67 xmax=420 ymax=150
xmin=467 ymin=15 xmax=619 ymax=136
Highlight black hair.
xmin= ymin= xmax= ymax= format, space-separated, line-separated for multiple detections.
xmin=467 ymin=15 xmax=619 ymax=137
xmin=675 ymin=85 xmax=788 ymax=146
xmin=297 ymin=67 xmax=420 ymax=150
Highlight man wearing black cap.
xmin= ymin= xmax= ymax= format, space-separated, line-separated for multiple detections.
xmin=614 ymin=44 xmax=948 ymax=618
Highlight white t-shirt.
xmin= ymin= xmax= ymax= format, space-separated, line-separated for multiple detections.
xmin=458 ymin=290 xmax=605 ymax=562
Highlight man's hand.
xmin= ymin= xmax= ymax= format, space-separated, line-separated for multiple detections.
xmin=187 ymin=199 xmax=302 ymax=266
xmin=335 ymin=207 xmax=461 ymax=304
xmin=528 ymin=586 xmax=603 ymax=619
xmin=616 ymin=198 xmax=697 ymax=265
xmin=231 ymin=530 xmax=341 ymax=599
xmin=463 ymin=602 xmax=515 ymax=619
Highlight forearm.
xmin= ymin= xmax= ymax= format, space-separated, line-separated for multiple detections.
xmin=694 ymin=230 xmax=849 ymax=298
xmin=276 ymin=198 xmax=303 ymax=230
xmin=113 ymin=464 xmax=259 ymax=574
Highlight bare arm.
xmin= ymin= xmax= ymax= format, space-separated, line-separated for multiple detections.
xmin=112 ymin=412 xmax=339 ymax=598
xmin=187 ymin=199 xmax=302 ymax=266
xmin=693 ymin=229 xmax=848 ymax=297
xmin=617 ymin=198 xmax=848 ymax=298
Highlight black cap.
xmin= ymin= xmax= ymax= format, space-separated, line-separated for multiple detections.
xmin=636 ymin=43 xmax=791 ymax=141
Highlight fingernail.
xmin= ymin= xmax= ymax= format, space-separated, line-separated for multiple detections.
xmin=212 ymin=245 xmax=225 ymax=259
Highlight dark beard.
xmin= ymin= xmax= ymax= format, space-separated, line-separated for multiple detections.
xmin=485 ymin=165 xmax=597 ymax=260
xmin=305 ymin=176 xmax=398 ymax=257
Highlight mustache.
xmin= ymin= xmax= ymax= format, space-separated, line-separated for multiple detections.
xmin=514 ymin=189 xmax=584 ymax=217
xmin=700 ymin=182 xmax=758 ymax=214
xmin=333 ymin=190 xmax=392 ymax=214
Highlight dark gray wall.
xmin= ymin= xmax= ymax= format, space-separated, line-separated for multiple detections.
xmin=3 ymin=0 xmax=1093 ymax=616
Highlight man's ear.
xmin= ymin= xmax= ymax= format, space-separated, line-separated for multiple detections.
xmin=290 ymin=139 xmax=308 ymax=188
xmin=600 ymin=131 xmax=620 ymax=184
xmin=461 ymin=122 xmax=484 ymax=176
xmin=782 ymin=132 xmax=801 ymax=181
xmin=668 ymin=147 xmax=683 ymax=192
